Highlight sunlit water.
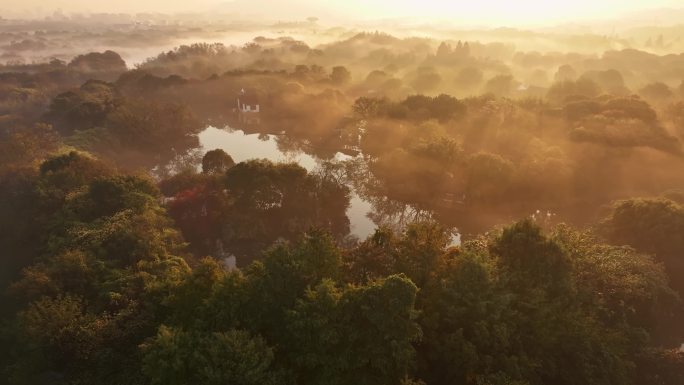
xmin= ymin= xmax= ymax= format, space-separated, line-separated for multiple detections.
xmin=199 ymin=126 xmax=376 ymax=239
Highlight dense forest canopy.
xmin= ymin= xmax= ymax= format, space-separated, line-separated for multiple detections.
xmin=2 ymin=8 xmax=684 ymax=385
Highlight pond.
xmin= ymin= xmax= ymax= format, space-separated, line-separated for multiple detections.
xmin=199 ymin=126 xmax=377 ymax=239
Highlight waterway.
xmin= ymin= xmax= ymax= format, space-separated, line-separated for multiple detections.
xmin=198 ymin=126 xmax=377 ymax=239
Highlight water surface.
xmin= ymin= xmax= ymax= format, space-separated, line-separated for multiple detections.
xmin=199 ymin=126 xmax=376 ymax=239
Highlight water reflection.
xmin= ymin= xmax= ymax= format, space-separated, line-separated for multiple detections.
xmin=199 ymin=126 xmax=376 ymax=238
xmin=200 ymin=126 xmax=318 ymax=170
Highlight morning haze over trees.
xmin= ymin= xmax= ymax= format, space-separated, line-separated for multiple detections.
xmin=2 ymin=1 xmax=684 ymax=384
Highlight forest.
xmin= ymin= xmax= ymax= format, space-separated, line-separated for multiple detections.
xmin=2 ymin=7 xmax=684 ymax=385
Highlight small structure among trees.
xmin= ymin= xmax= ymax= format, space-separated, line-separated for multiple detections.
xmin=236 ymin=88 xmax=261 ymax=124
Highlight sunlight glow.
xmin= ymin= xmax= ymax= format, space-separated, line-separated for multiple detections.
xmin=352 ymin=0 xmax=680 ymax=26
xmin=5 ymin=0 xmax=681 ymax=27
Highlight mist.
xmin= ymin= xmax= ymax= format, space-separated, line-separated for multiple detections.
xmin=4 ymin=0 xmax=683 ymax=26
xmin=2 ymin=2 xmax=684 ymax=385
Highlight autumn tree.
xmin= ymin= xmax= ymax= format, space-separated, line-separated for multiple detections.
xmin=202 ymin=149 xmax=235 ymax=174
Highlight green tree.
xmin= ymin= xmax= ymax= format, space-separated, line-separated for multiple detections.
xmin=553 ymin=225 xmax=679 ymax=342
xmin=465 ymin=153 xmax=515 ymax=205
xmin=343 ymin=226 xmax=398 ymax=283
xmin=417 ymin=220 xmax=639 ymax=385
xmin=68 ymin=50 xmax=127 ymax=74
xmin=600 ymin=198 xmax=684 ymax=339
xmin=143 ymin=327 xmax=281 ymax=385
xmin=395 ymin=222 xmax=452 ymax=288
xmin=240 ymin=230 xmax=342 ymax=340
xmin=490 ymin=219 xmax=571 ymax=293
xmin=285 ymin=275 xmax=420 ymax=385
xmin=222 ymin=160 xmax=350 ymax=262
xmin=601 ymin=198 xmax=684 ymax=261
xmin=418 ymin=252 xmax=515 ymax=385
xmin=4 ymin=153 xmax=190 ymax=385
xmin=202 ymin=149 xmax=235 ymax=174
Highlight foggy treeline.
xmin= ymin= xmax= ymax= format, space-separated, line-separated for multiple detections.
xmin=2 ymin=10 xmax=684 ymax=385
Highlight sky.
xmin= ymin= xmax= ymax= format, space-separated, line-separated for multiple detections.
xmin=4 ymin=0 xmax=682 ymax=26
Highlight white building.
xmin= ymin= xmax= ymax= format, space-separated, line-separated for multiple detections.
xmin=236 ymin=88 xmax=261 ymax=124
xmin=237 ymin=88 xmax=260 ymax=112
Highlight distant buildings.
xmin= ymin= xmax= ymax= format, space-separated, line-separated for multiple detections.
xmin=236 ymin=88 xmax=261 ymax=124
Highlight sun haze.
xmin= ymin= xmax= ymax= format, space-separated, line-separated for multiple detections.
xmin=354 ymin=0 xmax=681 ymax=25
xmin=5 ymin=0 xmax=684 ymax=384
xmin=5 ymin=0 xmax=682 ymax=26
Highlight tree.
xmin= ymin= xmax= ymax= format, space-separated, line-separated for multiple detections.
xmin=231 ymin=229 xmax=343 ymax=345
xmin=465 ymin=153 xmax=515 ymax=204
xmin=4 ymin=153 xmax=190 ymax=385
xmin=554 ymin=65 xmax=577 ymax=82
xmin=344 ymin=226 xmax=398 ymax=283
xmin=579 ymin=69 xmax=627 ymax=95
xmin=547 ymin=78 xmax=601 ymax=104
xmin=601 ymin=198 xmax=684 ymax=298
xmin=436 ymin=42 xmax=452 ymax=58
xmin=352 ymin=97 xmax=387 ymax=119
xmin=202 ymin=149 xmax=235 ymax=174
xmin=454 ymin=67 xmax=484 ymax=91
xmin=365 ymin=70 xmax=391 ymax=88
xmin=394 ymin=222 xmax=452 ymax=288
xmin=486 ymin=221 xmax=634 ymax=385
xmin=430 ymin=94 xmax=466 ymax=123
xmin=418 ymin=252 xmax=515 ymax=385
xmin=411 ymin=71 xmax=442 ymax=94
xmin=331 ymin=66 xmax=352 ymax=85
xmin=416 ymin=220 xmax=639 ymax=385
xmin=553 ymin=225 xmax=679 ymax=343
xmin=635 ymin=348 xmax=684 ymax=385
xmin=601 ymin=198 xmax=684 ymax=261
xmin=46 ymin=80 xmax=120 ymax=134
xmin=284 ymin=275 xmax=420 ymax=385
xmin=484 ymin=74 xmax=516 ymax=96
xmin=68 ymin=50 xmax=127 ymax=74
xmin=163 ymin=160 xmax=351 ymax=264
xmin=639 ymin=82 xmax=673 ymax=102
xmin=0 ymin=124 xmax=58 ymax=168
xmin=143 ymin=327 xmax=281 ymax=385
xmin=45 ymin=80 xmax=201 ymax=169
xmin=489 ymin=219 xmax=571 ymax=293
xmin=223 ymin=160 xmax=350 ymax=261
